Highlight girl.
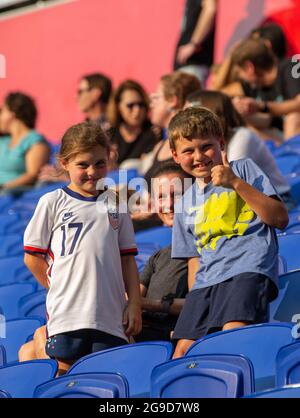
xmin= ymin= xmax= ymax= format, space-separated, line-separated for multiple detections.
xmin=23 ymin=122 xmax=142 ymax=374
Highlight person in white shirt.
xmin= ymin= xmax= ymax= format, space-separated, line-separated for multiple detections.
xmin=22 ymin=122 xmax=142 ymax=375
xmin=185 ymin=90 xmax=295 ymax=209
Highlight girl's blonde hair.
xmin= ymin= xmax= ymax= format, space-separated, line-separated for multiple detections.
xmin=58 ymin=122 xmax=110 ymax=162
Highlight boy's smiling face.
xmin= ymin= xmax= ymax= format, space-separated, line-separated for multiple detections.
xmin=172 ymin=136 xmax=224 ymax=183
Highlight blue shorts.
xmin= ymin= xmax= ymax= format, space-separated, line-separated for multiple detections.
xmin=45 ymin=329 xmax=128 ymax=361
xmin=172 ymin=273 xmax=278 ymax=342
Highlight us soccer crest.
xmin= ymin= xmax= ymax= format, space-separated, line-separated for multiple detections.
xmin=108 ymin=208 xmax=119 ymax=230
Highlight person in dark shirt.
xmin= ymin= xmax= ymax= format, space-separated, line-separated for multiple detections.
xmin=107 ymin=80 xmax=159 ymax=167
xmin=174 ymin=0 xmax=217 ymax=85
xmin=135 ymin=162 xmax=193 ymax=342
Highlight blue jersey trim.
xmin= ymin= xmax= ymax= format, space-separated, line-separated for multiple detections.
xmin=62 ymin=186 xmax=99 ymax=202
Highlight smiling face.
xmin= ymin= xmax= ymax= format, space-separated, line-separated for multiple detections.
xmin=61 ymin=145 xmax=109 ymax=197
xmin=152 ymin=172 xmax=188 ymax=227
xmin=172 ymin=136 xmax=224 ymax=184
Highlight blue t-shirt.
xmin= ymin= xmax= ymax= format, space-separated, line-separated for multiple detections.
xmin=0 ymin=131 xmax=45 ymax=185
xmin=172 ymin=159 xmax=279 ymax=290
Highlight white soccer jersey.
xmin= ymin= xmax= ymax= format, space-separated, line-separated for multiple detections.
xmin=24 ymin=187 xmax=137 ymax=340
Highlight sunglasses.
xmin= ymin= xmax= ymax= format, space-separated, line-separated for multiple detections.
xmin=77 ymin=87 xmax=92 ymax=96
xmin=125 ymin=102 xmax=147 ymax=110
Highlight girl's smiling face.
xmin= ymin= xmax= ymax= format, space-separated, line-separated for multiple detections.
xmin=61 ymin=145 xmax=109 ymax=197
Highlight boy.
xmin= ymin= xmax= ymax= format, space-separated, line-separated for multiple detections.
xmin=168 ymin=107 xmax=289 ymax=358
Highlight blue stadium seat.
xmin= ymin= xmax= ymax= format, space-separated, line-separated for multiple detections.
xmin=19 ymin=290 xmax=47 ymax=319
xmin=278 ymin=233 xmax=300 ymax=272
xmin=0 ymin=360 xmax=57 ymax=398
xmin=0 ymin=283 xmax=37 ymax=320
xmin=0 ymin=346 xmax=6 ymax=367
xmin=276 ymin=341 xmax=300 ymax=387
xmin=246 ymin=385 xmax=300 ymax=398
xmin=151 ymin=354 xmax=254 ymax=398
xmin=0 ymin=195 xmax=15 ymax=214
xmin=269 ymin=270 xmax=300 ymax=323
xmin=136 ymin=227 xmax=172 ymax=248
xmin=0 ymin=256 xmax=33 ymax=284
xmin=1 ymin=317 xmax=45 ymax=363
xmin=275 ymin=154 xmax=300 ymax=176
xmin=286 ymin=174 xmax=300 ymax=205
xmin=0 ymin=213 xmax=28 ymax=235
xmin=34 ymin=373 xmax=129 ymax=398
xmin=0 ymin=234 xmax=23 ymax=258
xmin=278 ymin=255 xmax=287 ymax=275
xmin=0 ymin=389 xmax=11 ymax=398
xmin=185 ymin=323 xmax=296 ymax=392
xmin=68 ymin=342 xmax=174 ymax=398
xmin=106 ymin=169 xmax=140 ymax=185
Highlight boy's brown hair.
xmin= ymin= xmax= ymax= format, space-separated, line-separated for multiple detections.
xmin=231 ymin=39 xmax=277 ymax=71
xmin=168 ymin=107 xmax=224 ymax=151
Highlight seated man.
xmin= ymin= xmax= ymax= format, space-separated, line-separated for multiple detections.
xmin=219 ymin=38 xmax=300 ymax=142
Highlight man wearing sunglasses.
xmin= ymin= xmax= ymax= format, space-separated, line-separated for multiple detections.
xmin=77 ymin=72 xmax=112 ymax=131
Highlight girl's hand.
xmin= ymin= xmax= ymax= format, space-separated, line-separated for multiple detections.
xmin=123 ymin=302 xmax=142 ymax=337
xmin=211 ymin=152 xmax=238 ymax=189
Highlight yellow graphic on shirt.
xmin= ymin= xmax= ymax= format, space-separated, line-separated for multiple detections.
xmin=191 ymin=191 xmax=255 ymax=254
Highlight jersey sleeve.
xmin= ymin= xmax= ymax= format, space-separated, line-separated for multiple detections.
xmin=23 ymin=194 xmax=54 ymax=255
xmin=172 ymin=209 xmax=199 ymax=259
xmin=233 ymin=158 xmax=279 ymax=198
xmin=118 ymin=211 xmax=138 ymax=256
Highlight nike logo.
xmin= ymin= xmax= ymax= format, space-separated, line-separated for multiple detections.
xmin=62 ymin=212 xmax=73 ymax=222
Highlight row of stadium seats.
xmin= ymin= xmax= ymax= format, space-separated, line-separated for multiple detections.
xmin=1 ymin=324 xmax=300 ymax=397
xmin=0 ymin=136 xmax=300 ymax=397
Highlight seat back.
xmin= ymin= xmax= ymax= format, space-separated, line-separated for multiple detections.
xmin=1 ymin=317 xmax=45 ymax=363
xmin=34 ymin=373 xmax=129 ymax=398
xmin=68 ymin=341 xmax=173 ymax=397
xmin=186 ymin=324 xmax=295 ymax=391
xmin=276 ymin=341 xmax=300 ymax=387
xmin=151 ymin=354 xmax=254 ymax=398
xmin=19 ymin=290 xmax=47 ymax=319
xmin=246 ymin=385 xmax=300 ymax=398
xmin=269 ymin=270 xmax=300 ymax=322
xmin=0 ymin=283 xmax=36 ymax=320
xmin=0 ymin=346 xmax=6 ymax=367
xmin=0 ymin=360 xmax=57 ymax=398
xmin=278 ymin=233 xmax=300 ymax=272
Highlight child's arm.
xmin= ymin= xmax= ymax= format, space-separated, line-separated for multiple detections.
xmin=212 ymin=153 xmax=289 ymax=230
xmin=188 ymin=257 xmax=200 ymax=290
xmin=121 ymin=255 xmax=142 ymax=337
xmin=24 ymin=253 xmax=49 ymax=289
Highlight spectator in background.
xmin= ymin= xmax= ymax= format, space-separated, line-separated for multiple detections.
xmin=39 ymin=72 xmax=114 ymax=183
xmin=107 ymin=80 xmax=159 ymax=167
xmin=0 ymin=92 xmax=50 ymax=192
xmin=174 ymin=0 xmax=217 ymax=86
xmin=220 ymin=39 xmax=300 ymax=143
xmin=251 ymin=23 xmax=300 ymax=139
xmin=143 ymin=72 xmax=201 ymax=185
xmin=78 ymin=72 xmax=112 ymax=131
xmin=186 ymin=90 xmax=295 ymax=209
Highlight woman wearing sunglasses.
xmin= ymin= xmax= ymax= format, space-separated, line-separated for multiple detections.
xmin=107 ymin=80 xmax=159 ymax=167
